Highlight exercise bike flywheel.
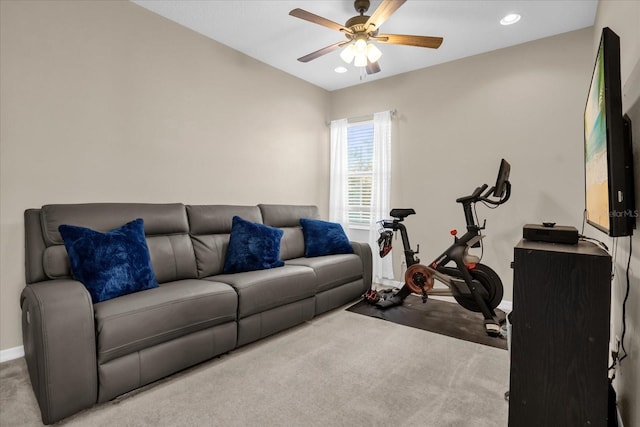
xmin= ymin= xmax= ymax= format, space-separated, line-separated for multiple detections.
xmin=452 ymin=263 xmax=504 ymax=312
xmin=404 ymin=264 xmax=434 ymax=294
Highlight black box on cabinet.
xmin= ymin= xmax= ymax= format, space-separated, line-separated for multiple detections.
xmin=522 ymin=223 xmax=579 ymax=244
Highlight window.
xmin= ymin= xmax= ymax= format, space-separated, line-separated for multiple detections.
xmin=329 ymin=110 xmax=393 ymax=281
xmin=347 ymin=121 xmax=374 ymax=226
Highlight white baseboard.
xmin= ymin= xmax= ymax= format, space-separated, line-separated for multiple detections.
xmin=498 ymin=300 xmax=512 ymax=313
xmin=0 ymin=345 xmax=24 ymax=363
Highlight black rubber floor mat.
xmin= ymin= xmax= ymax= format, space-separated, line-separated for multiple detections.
xmin=347 ymin=294 xmax=508 ymax=350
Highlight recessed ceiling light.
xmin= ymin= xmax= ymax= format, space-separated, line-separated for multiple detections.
xmin=500 ymin=13 xmax=521 ymax=26
xmin=334 ymin=66 xmax=348 ymax=73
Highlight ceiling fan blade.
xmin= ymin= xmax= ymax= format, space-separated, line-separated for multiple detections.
xmin=366 ymin=60 xmax=381 ymax=75
xmin=289 ymin=8 xmax=352 ymax=34
xmin=376 ymin=34 xmax=443 ymax=49
xmin=365 ymin=0 xmax=407 ymax=31
xmin=297 ymin=41 xmax=348 ymax=63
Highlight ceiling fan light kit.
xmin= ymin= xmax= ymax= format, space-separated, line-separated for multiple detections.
xmin=339 ymin=36 xmax=382 ymax=67
xmin=339 ymin=46 xmax=356 ymax=64
xmin=366 ymin=43 xmax=382 ymax=62
xmin=289 ymin=0 xmax=443 ymax=75
xmin=354 ymin=54 xmax=368 ymax=68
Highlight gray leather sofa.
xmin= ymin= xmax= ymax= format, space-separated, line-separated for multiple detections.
xmin=21 ymin=203 xmax=372 ymax=424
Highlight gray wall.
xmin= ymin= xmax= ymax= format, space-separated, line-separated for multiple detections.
xmin=331 ymin=28 xmax=594 ymax=302
xmin=0 ymin=0 xmax=330 ymax=351
xmin=2 ymin=5 xmax=637 ymax=424
xmin=591 ymin=2 xmax=640 ymax=426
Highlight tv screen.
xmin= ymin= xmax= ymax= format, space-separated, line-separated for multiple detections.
xmin=584 ymin=27 xmax=635 ymax=237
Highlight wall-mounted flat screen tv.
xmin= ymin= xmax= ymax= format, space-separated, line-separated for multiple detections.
xmin=584 ymin=27 xmax=635 ymax=237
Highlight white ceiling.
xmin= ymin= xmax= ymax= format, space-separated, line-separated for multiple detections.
xmin=131 ymin=0 xmax=598 ymax=91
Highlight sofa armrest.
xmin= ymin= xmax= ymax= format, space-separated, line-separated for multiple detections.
xmin=21 ymin=280 xmax=97 ymax=424
xmin=350 ymin=241 xmax=372 ymax=290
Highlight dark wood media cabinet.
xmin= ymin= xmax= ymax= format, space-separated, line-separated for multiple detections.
xmin=508 ymin=239 xmax=612 ymax=427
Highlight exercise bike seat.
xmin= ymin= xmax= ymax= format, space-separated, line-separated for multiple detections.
xmin=390 ymin=208 xmax=415 ymax=220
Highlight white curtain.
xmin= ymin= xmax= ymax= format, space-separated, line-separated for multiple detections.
xmin=370 ymin=111 xmax=393 ymax=282
xmin=329 ymin=119 xmax=349 ymax=227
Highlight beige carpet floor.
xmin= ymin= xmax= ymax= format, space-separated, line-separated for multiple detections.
xmin=0 ymin=305 xmax=510 ymax=426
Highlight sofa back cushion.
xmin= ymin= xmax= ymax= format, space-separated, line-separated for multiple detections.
xmin=258 ymin=204 xmax=320 ymax=261
xmin=25 ymin=203 xmax=325 ymax=285
xmin=36 ymin=203 xmax=197 ymax=284
xmin=186 ymin=205 xmax=263 ymax=278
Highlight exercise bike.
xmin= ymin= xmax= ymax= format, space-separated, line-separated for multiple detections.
xmin=366 ymin=159 xmax=511 ymax=336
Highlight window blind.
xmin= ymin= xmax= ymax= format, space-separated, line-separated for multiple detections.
xmin=347 ymin=123 xmax=374 ymax=225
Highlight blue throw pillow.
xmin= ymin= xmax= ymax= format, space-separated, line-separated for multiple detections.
xmin=300 ymin=218 xmax=353 ymax=257
xmin=59 ymin=218 xmax=158 ymax=303
xmin=223 ymin=216 xmax=285 ymax=274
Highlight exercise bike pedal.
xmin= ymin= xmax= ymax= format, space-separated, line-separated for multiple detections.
xmin=484 ymin=320 xmax=502 ymax=337
xmin=375 ymin=294 xmax=404 ymax=308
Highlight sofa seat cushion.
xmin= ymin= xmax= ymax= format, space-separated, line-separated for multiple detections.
xmin=207 ymin=265 xmax=316 ymax=319
xmin=286 ymin=254 xmax=363 ymax=293
xmin=94 ymin=279 xmax=237 ymax=363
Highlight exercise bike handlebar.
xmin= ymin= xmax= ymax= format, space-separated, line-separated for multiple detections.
xmin=483 ymin=180 xmax=511 ymax=205
xmin=456 ymin=181 xmax=511 ymax=206
xmin=475 ymin=184 xmax=489 ymax=199
xmin=455 ymin=184 xmax=488 ymax=204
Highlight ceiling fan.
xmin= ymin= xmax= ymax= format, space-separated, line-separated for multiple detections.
xmin=289 ymin=0 xmax=443 ymax=75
